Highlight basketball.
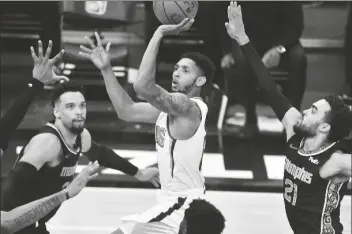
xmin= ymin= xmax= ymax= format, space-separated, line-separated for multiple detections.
xmin=153 ymin=1 xmax=199 ymax=25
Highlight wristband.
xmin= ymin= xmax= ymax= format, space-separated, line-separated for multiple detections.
xmin=276 ymin=45 xmax=286 ymax=54
xmin=63 ymin=188 xmax=70 ymax=200
xmin=29 ymin=78 xmax=44 ymax=89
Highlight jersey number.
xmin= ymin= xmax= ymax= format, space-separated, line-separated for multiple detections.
xmin=284 ymin=178 xmax=298 ymax=206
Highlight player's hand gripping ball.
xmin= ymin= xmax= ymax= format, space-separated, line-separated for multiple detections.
xmin=153 ymin=1 xmax=198 ymax=25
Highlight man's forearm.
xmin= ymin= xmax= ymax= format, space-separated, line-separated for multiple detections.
xmin=1 ymin=191 xmax=66 ymax=234
xmin=85 ymin=141 xmax=139 ymax=176
xmin=239 ymin=40 xmax=293 ymax=120
xmin=134 ymin=31 xmax=163 ymax=93
xmin=0 ymin=79 xmax=44 ymax=151
xmin=100 ymin=66 xmax=135 ymax=120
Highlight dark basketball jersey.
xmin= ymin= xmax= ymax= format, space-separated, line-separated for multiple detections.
xmin=9 ymin=122 xmax=81 ymax=233
xmin=284 ymin=134 xmax=351 ymax=234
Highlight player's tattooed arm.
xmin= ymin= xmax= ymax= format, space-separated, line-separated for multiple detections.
xmin=1 ymin=161 xmax=99 ymax=234
xmin=134 ymin=19 xmax=197 ymax=118
xmin=1 ymin=191 xmax=66 ymax=234
xmin=133 ymin=28 xmax=163 ymax=99
xmin=139 ymin=84 xmax=200 ymax=118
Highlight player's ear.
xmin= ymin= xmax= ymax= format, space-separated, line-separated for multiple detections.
xmin=196 ymin=76 xmax=206 ymax=87
xmin=321 ymin=123 xmax=331 ymax=133
xmin=53 ymin=107 xmax=60 ymax=119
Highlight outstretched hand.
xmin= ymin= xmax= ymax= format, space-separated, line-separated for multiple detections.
xmin=225 ymin=1 xmax=249 ymax=45
xmin=156 ymin=18 xmax=195 ymax=36
xmin=31 ymin=40 xmax=69 ymax=84
xmin=135 ymin=167 xmax=160 ymax=188
xmin=66 ymin=161 xmax=100 ymax=198
xmin=79 ymin=32 xmax=112 ymax=70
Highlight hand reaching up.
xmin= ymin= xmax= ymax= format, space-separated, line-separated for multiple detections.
xmin=79 ymin=32 xmax=112 ymax=71
xmin=225 ymin=1 xmax=249 ymax=45
xmin=31 ymin=40 xmax=69 ymax=84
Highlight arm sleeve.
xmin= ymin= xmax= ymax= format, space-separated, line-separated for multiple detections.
xmin=272 ymin=3 xmax=304 ymax=48
xmin=0 ymin=79 xmax=44 ymax=151
xmin=84 ymin=141 xmax=139 ymax=176
xmin=1 ymin=162 xmax=40 ymax=211
xmin=240 ymin=41 xmax=293 ymax=120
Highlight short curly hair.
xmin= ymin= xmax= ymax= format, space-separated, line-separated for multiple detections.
xmin=323 ymin=95 xmax=352 ymax=142
xmin=180 ymin=52 xmax=216 ymax=102
xmin=182 ymin=199 xmax=225 ymax=234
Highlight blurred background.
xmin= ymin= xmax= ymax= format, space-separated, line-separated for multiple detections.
xmin=0 ymin=1 xmax=351 ymax=233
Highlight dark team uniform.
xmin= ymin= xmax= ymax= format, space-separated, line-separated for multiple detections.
xmin=1 ymin=122 xmax=82 ymax=234
xmin=284 ymin=134 xmax=351 ymax=234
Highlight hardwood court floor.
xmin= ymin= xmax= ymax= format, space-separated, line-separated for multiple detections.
xmin=47 ymin=187 xmax=351 ymax=234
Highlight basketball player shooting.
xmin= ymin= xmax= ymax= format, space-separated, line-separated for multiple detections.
xmin=225 ymin=2 xmax=351 ymax=233
xmin=1 ymin=41 xmax=160 ymax=234
xmin=80 ymin=18 xmax=225 ymax=234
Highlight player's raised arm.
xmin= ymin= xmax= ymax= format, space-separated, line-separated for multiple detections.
xmin=225 ymin=2 xmax=302 ymax=141
xmin=133 ymin=19 xmax=200 ymax=119
xmin=79 ymin=33 xmax=160 ymax=124
xmin=0 ymin=41 xmax=68 ymax=154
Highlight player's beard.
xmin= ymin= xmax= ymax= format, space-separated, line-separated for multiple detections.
xmin=70 ymin=119 xmax=85 ymax=134
xmin=177 ymin=80 xmax=197 ymax=94
xmin=293 ymin=122 xmax=317 ymax=138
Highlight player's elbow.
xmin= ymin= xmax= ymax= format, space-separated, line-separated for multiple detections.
xmin=133 ymin=77 xmax=155 ymax=96
xmin=117 ymin=112 xmax=134 ymax=122
xmin=116 ymin=105 xmax=138 ymax=122
xmin=134 ymin=85 xmax=152 ymax=102
xmin=133 ymin=82 xmax=146 ymax=95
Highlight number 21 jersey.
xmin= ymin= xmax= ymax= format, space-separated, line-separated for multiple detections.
xmin=284 ymin=134 xmax=351 ymax=234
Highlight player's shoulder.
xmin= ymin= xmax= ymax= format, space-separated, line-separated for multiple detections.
xmin=191 ymin=97 xmax=208 ymax=116
xmin=29 ymin=133 xmax=61 ymax=148
xmin=81 ymin=128 xmax=92 ymax=152
xmin=191 ymin=97 xmax=207 ymax=107
xmin=333 ymin=138 xmax=352 ymax=154
xmin=23 ymin=133 xmax=62 ymax=162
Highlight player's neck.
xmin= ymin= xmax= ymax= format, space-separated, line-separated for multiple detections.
xmin=54 ymin=121 xmax=78 ymax=147
xmin=302 ymin=135 xmax=329 ymax=152
xmin=186 ymin=88 xmax=200 ymax=99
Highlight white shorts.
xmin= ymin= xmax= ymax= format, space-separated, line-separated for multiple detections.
xmin=119 ymin=189 xmax=205 ymax=234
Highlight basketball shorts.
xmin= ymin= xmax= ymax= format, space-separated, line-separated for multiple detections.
xmin=119 ymin=188 xmax=205 ymax=234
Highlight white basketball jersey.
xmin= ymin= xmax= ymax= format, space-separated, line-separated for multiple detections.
xmin=155 ymin=97 xmax=207 ymax=193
